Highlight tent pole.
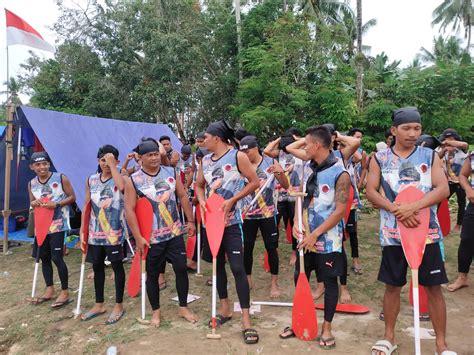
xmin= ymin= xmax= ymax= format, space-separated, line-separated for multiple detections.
xmin=2 ymin=104 xmax=14 ymax=254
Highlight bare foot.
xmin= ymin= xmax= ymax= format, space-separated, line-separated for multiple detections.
xmin=452 ymin=224 xmax=461 ymax=233
xmin=178 ymin=307 xmax=198 ymax=323
xmin=87 ymin=271 xmax=94 ymax=280
xmin=247 ymin=276 xmax=254 ymax=290
xmin=187 ymin=260 xmax=197 ymax=269
xmin=340 ymin=286 xmax=351 ymax=304
xmin=150 ymin=309 xmax=161 ymax=327
xmin=270 ymin=283 xmax=280 ymax=298
xmin=289 ymin=251 xmax=297 ymax=266
xmin=109 ymin=273 xmax=115 ymax=281
xmin=312 ymin=284 xmax=325 ymax=300
xmin=447 ymin=274 xmax=469 ymax=292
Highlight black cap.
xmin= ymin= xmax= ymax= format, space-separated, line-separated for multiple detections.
xmin=181 ymin=145 xmax=192 ymax=155
xmin=30 ymin=151 xmax=51 ymax=164
xmin=416 ymin=135 xmax=441 ymax=150
xmin=440 ymin=128 xmax=461 ymax=141
xmin=239 ymin=135 xmax=258 ymax=150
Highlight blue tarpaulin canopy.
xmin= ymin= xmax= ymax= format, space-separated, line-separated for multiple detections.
xmin=1 ymin=106 xmax=181 ymax=212
xmin=0 ymin=125 xmax=4 ymax=136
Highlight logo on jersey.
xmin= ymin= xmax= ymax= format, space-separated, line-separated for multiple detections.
xmin=224 ymin=164 xmax=232 ymax=172
xmin=420 ymin=163 xmax=428 ymax=174
xmin=167 ymin=177 xmax=175 ymax=184
xmin=321 ymin=184 xmax=330 ymax=194
xmin=52 ymin=182 xmax=58 ymax=189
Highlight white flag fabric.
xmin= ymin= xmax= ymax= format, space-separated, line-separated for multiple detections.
xmin=5 ymin=9 xmax=55 ymax=53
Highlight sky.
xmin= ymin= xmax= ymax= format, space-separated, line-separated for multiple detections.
xmin=0 ymin=0 xmax=468 ymax=104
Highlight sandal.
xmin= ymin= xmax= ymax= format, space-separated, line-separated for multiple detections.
xmin=51 ymin=299 xmax=73 ymax=309
xmin=371 ymin=339 xmax=398 ymax=355
xmin=242 ymin=328 xmax=259 ymax=344
xmin=319 ymin=337 xmax=336 ymax=350
xmin=351 ymin=266 xmax=363 ymax=275
xmin=279 ymin=326 xmax=295 ymax=339
xmin=81 ymin=310 xmax=106 ymax=321
xmin=419 ymin=313 xmax=430 ymax=322
xmin=105 ymin=310 xmax=125 ymax=325
xmin=208 ymin=314 xmax=232 ymax=327
xmin=206 ymin=279 xmax=213 ymax=286
xmin=28 ymin=297 xmax=52 ymax=305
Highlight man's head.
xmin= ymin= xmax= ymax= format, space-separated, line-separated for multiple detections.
xmin=390 ymin=107 xmax=422 ymax=149
xmin=159 ymin=135 xmax=172 ymax=152
xmin=385 ymin=129 xmax=394 ymax=147
xmin=29 ymin=152 xmax=51 ymax=178
xmin=416 ymin=134 xmax=441 ymax=150
xmin=196 ymin=132 xmax=206 ymax=148
xmin=97 ymin=145 xmax=119 ymax=173
xmin=181 ymin=145 xmax=192 ymax=161
xmin=239 ymin=135 xmax=260 ymax=162
xmin=304 ymin=126 xmax=332 ymax=160
xmin=348 ymin=128 xmax=364 ymax=140
xmin=136 ymin=140 xmax=161 ymax=170
xmin=205 ymin=120 xmax=235 ymax=152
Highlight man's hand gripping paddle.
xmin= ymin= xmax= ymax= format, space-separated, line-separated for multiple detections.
xmin=292 ymin=189 xmax=318 ymax=341
xmin=205 ymin=194 xmax=226 ymax=340
xmin=395 ymin=186 xmax=430 ymax=355
xmin=30 ymin=197 xmax=55 ymax=301
xmin=186 ymin=206 xmax=197 ymax=259
xmin=74 ymin=202 xmax=91 ymax=318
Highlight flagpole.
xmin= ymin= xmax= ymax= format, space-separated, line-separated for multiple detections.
xmin=3 ymin=104 xmax=13 ymax=255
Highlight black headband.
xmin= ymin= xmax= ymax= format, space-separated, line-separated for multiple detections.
xmin=392 ymin=107 xmax=421 ymax=127
xmin=97 ymin=145 xmax=119 ymax=159
xmin=137 ymin=140 xmax=160 ymax=155
xmin=206 ymin=120 xmax=234 ymax=141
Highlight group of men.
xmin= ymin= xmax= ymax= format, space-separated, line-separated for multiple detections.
xmin=25 ymin=107 xmax=472 ymax=353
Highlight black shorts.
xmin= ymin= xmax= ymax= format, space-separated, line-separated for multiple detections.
xmin=345 ymin=210 xmax=357 ymax=233
xmin=378 ymin=243 xmax=448 ymax=287
xmin=32 ymin=231 xmax=64 ymax=259
xmin=298 ymin=252 xmax=344 ymax=281
xmin=461 ymin=203 xmax=474 ymax=240
xmin=146 ymin=236 xmax=187 ymax=271
xmin=202 ymin=224 xmax=243 ymax=261
xmin=86 ymin=244 xmax=124 ymax=264
xmin=242 ymin=217 xmax=279 ymax=250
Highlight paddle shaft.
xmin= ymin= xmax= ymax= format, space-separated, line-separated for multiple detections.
xmin=296 ymin=193 xmax=305 ymax=273
xmin=196 ymin=220 xmax=201 ymax=275
xmin=141 ymin=254 xmax=146 ymax=320
xmin=75 ymin=253 xmax=87 ymax=317
xmin=31 ymin=243 xmax=41 ymax=298
xmin=411 ymin=269 xmax=421 ymax=355
xmin=211 ymin=256 xmax=217 ymax=330
xmin=248 ymin=175 xmax=275 ymax=208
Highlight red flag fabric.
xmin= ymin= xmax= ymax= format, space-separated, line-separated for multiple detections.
xmin=5 ymin=9 xmax=55 ymax=52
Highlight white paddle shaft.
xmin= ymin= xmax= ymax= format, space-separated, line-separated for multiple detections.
xmin=141 ymin=256 xmax=146 ymax=320
xmin=253 ymin=301 xmax=292 ymax=307
xmin=126 ymin=238 xmax=135 ymax=257
xmin=412 ymin=269 xmax=421 ymax=355
xmin=211 ymin=257 xmax=217 ymax=323
xmin=75 ymin=260 xmax=86 ymax=316
xmin=31 ymin=261 xmax=39 ymax=298
xmin=197 ymin=222 xmax=201 ymax=274
xmin=248 ymin=175 xmax=275 ymax=208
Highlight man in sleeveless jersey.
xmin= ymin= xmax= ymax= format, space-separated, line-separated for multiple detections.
xmin=80 ymin=145 xmax=127 ymax=324
xmin=239 ymin=135 xmax=288 ymax=298
xmin=124 ymin=140 xmax=198 ymax=327
xmin=159 ymin=135 xmax=180 ymax=168
xmin=28 ymin=151 xmax=76 ymax=308
xmin=367 ymin=107 xmax=452 ymax=355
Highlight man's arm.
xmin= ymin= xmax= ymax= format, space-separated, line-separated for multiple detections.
xmin=169 ymin=151 xmax=180 ymax=167
xmin=444 ymin=140 xmax=469 ymax=152
xmin=299 ymin=173 xmax=350 ymax=251
xmin=263 ymin=137 xmax=281 ymax=158
xmin=358 ymin=151 xmax=368 ymax=190
xmin=60 ymin=175 xmax=76 ymax=206
xmin=458 ymin=157 xmax=473 ymax=203
xmin=124 ymin=177 xmax=148 ymax=254
xmin=79 ymin=180 xmax=91 ymax=252
xmin=175 ymin=176 xmax=195 ymax=236
xmin=271 ymin=160 xmax=290 ymax=189
xmin=286 ymin=138 xmax=310 ymax=161
xmin=366 ymin=157 xmax=396 ymax=211
xmin=336 ymin=133 xmax=361 ymax=162
xmin=195 ymin=162 xmax=207 ymax=210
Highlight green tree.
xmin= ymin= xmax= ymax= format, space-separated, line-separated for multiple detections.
xmin=432 ymin=0 xmax=473 ymax=49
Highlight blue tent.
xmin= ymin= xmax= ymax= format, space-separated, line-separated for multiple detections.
xmin=1 ymin=106 xmax=181 ymax=213
xmin=0 ymin=125 xmax=5 ymax=136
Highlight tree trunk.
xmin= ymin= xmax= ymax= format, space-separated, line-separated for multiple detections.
xmin=356 ymin=0 xmax=364 ymax=110
xmin=234 ymin=0 xmax=243 ymax=82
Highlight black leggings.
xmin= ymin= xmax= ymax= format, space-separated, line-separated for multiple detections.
xmin=33 ymin=232 xmax=68 ymax=290
xmin=339 ymin=244 xmax=348 ymax=286
xmin=277 ymin=200 xmax=296 ymax=250
xmin=146 ymin=237 xmax=188 ymax=310
xmin=346 ymin=210 xmax=359 ymax=259
xmin=458 ymin=238 xmax=474 ymax=273
xmin=192 ymin=224 xmax=206 ymax=262
xmin=214 ymin=224 xmax=250 ymax=309
xmin=449 ymin=182 xmax=466 ymax=226
xmin=243 ymin=217 xmax=279 ymax=275
xmin=93 ymin=261 xmax=125 ymax=303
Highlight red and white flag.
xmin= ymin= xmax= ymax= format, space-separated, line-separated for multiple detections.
xmin=5 ymin=9 xmax=55 ymax=53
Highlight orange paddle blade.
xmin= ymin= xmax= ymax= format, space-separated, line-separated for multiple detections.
xmin=437 ymin=199 xmax=450 ymax=237
xmin=81 ymin=202 xmax=92 ymax=255
xmin=205 ymin=194 xmax=225 ymax=258
xmin=263 ymin=251 xmax=270 ymax=273
xmin=34 ymin=197 xmax=55 ymax=247
xmin=127 ymin=255 xmax=141 ymax=297
xmin=186 ymin=234 xmax=196 ymax=259
xmin=136 ymin=197 xmax=154 ymax=259
xmin=395 ymin=187 xmax=430 ymax=270
xmin=409 ymin=280 xmax=429 ymax=313
xmin=315 ymin=303 xmax=370 ymax=314
xmin=345 ymin=185 xmax=354 ymax=223
xmin=292 ymin=273 xmax=318 ymax=341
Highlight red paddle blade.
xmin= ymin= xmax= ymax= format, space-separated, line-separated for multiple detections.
xmin=286 ymin=222 xmax=292 ymax=244
xmin=127 ymin=255 xmax=141 ymax=297
xmin=263 ymin=251 xmax=270 ymax=273
xmin=345 ymin=185 xmax=354 ymax=223
xmin=409 ymin=280 xmax=429 ymax=313
xmin=34 ymin=197 xmax=55 ymax=247
xmin=437 ymin=199 xmax=450 ymax=237
xmin=195 ymin=205 xmax=202 ymax=224
xmin=186 ymin=234 xmax=196 ymax=259
xmin=395 ymin=187 xmax=430 ymax=270
xmin=315 ymin=303 xmax=370 ymax=314
xmin=292 ymin=273 xmax=318 ymax=340
xmin=136 ymin=197 xmax=154 ymax=259
xmin=81 ymin=202 xmax=92 ymax=254
xmin=205 ymin=194 xmax=225 ymax=258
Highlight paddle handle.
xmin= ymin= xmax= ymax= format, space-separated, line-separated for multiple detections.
xmin=141 ymin=257 xmax=146 ymax=320
xmin=75 ymin=254 xmax=87 ymax=317
xmin=411 ymin=269 xmax=421 ymax=355
xmin=197 ymin=222 xmax=201 ymax=275
xmin=211 ymin=257 xmax=217 ymax=329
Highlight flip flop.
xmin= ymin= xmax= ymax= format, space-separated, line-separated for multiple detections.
xmin=242 ymin=328 xmax=259 ymax=344
xmin=28 ymin=297 xmax=52 ymax=305
xmin=81 ymin=310 xmax=107 ymax=321
xmin=105 ymin=310 xmax=125 ymax=325
xmin=206 ymin=279 xmax=213 ymax=286
xmin=351 ymin=266 xmax=363 ymax=275
xmin=208 ymin=314 xmax=232 ymax=327
xmin=319 ymin=337 xmax=336 ymax=350
xmin=279 ymin=326 xmax=295 ymax=339
xmin=51 ymin=299 xmax=73 ymax=309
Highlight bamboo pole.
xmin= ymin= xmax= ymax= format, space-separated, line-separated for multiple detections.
xmin=2 ymin=104 xmax=14 ymax=254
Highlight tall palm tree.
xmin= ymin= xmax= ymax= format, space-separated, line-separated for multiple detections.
xmin=418 ymin=35 xmax=468 ymax=65
xmin=298 ymin=0 xmax=353 ymax=25
xmin=432 ymin=0 xmax=473 ymax=49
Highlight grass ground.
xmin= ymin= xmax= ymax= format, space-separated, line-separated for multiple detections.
xmin=0 ymin=210 xmax=473 ymax=354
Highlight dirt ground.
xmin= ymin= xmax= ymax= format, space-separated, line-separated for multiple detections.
xmin=1 ymin=211 xmax=473 ymax=355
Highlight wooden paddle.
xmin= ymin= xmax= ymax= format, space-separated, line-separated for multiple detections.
xmin=253 ymin=301 xmax=370 ymax=314
xmin=395 ymin=186 xmax=430 ymax=355
xmin=74 ymin=201 xmax=91 ymax=318
xmin=292 ymin=190 xmax=318 ymax=341
xmin=437 ymin=199 xmax=450 ymax=237
xmin=205 ymin=194 xmax=226 ymax=340
xmin=31 ymin=197 xmax=55 ymax=300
